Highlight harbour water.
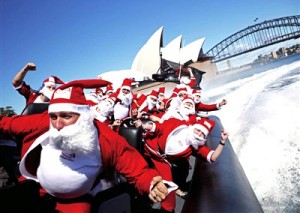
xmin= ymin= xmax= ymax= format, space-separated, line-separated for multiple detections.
xmin=202 ymin=54 xmax=300 ymax=212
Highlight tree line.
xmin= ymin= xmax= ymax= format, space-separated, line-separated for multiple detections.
xmin=0 ymin=106 xmax=17 ymax=116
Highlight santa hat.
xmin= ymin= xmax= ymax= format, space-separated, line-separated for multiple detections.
xmin=136 ymin=94 xmax=147 ymax=107
xmin=181 ymin=95 xmax=195 ymax=109
xmin=95 ymin=88 xmax=103 ymax=94
xmin=148 ymin=90 xmax=158 ymax=100
xmin=105 ymin=84 xmax=114 ymax=95
xmin=192 ymin=89 xmax=201 ymax=96
xmin=158 ymin=87 xmax=165 ymax=95
xmin=193 ymin=118 xmax=215 ymax=138
xmin=165 ymin=92 xmax=177 ymax=109
xmin=121 ymin=78 xmax=133 ymax=91
xmin=106 ymin=93 xmax=119 ymax=106
xmin=160 ymin=98 xmax=168 ymax=108
xmin=48 ymin=79 xmax=112 ymax=114
xmin=171 ymin=84 xmax=186 ymax=95
xmin=43 ymin=76 xmax=64 ymax=87
xmin=176 ymin=87 xmax=187 ymax=96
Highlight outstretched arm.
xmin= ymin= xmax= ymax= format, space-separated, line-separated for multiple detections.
xmin=211 ymin=130 xmax=229 ymax=161
xmin=12 ymin=62 xmax=36 ymax=87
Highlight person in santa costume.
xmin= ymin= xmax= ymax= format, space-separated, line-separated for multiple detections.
xmin=131 ymin=90 xmax=159 ymax=119
xmin=113 ymin=78 xmax=134 ymax=120
xmin=0 ymin=79 xmax=175 ymax=213
xmin=157 ymin=86 xmax=166 ymax=102
xmin=104 ymin=84 xmax=114 ymax=96
xmin=90 ymin=93 xmax=119 ymax=125
xmin=192 ymin=88 xmax=227 ymax=116
xmin=165 ymin=84 xmax=188 ymax=112
xmin=154 ymin=95 xmax=197 ymax=124
xmin=85 ymin=87 xmax=105 ymax=106
xmin=12 ymin=62 xmax=64 ymax=114
xmin=134 ymin=117 xmax=229 ymax=212
xmin=148 ymin=95 xmax=197 ymax=198
xmin=178 ymin=67 xmax=195 ymax=93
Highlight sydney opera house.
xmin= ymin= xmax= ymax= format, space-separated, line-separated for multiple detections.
xmin=131 ymin=27 xmax=217 ymax=80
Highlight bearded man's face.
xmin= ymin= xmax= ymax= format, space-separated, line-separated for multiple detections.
xmin=48 ymin=110 xmax=98 ymax=155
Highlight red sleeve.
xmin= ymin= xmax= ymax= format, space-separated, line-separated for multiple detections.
xmin=196 ymin=102 xmax=218 ymax=112
xmin=130 ymin=101 xmax=139 ymax=117
xmin=16 ymin=82 xmax=33 ymax=103
xmin=0 ymin=111 xmax=49 ymax=139
xmin=196 ymin=145 xmax=212 ymax=159
xmin=97 ymin=122 xmax=159 ymax=195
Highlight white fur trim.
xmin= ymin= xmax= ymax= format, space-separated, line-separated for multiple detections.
xmin=113 ymin=103 xmax=129 ymax=120
xmin=165 ymin=127 xmax=190 ymax=155
xmin=48 ymin=103 xmax=90 ymax=114
xmin=207 ymin=150 xmax=214 ymax=163
xmin=146 ymin=121 xmax=156 ymax=132
xmin=14 ymin=81 xmax=24 ymax=90
xmin=121 ymin=86 xmax=131 ymax=91
xmin=44 ymin=81 xmax=55 ymax=87
xmin=19 ymin=132 xmax=49 ymax=180
xmin=150 ymin=180 xmax=178 ymax=196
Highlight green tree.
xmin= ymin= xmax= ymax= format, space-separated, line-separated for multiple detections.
xmin=0 ymin=106 xmax=17 ymax=116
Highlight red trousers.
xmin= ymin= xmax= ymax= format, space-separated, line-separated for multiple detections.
xmin=146 ymin=156 xmax=176 ymax=212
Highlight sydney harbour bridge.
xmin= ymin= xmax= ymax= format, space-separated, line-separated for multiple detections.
xmin=128 ymin=15 xmax=300 ymax=89
xmin=206 ymin=15 xmax=300 ymax=63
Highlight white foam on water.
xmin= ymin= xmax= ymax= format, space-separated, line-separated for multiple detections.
xmin=205 ymin=60 xmax=300 ymax=212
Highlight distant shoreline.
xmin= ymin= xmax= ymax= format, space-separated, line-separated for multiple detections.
xmin=201 ymin=53 xmax=300 ymax=90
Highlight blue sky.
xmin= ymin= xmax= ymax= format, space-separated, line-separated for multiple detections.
xmin=1 ymin=0 xmax=299 ymax=114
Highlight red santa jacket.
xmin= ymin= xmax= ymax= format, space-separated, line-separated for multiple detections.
xmin=0 ymin=112 xmax=159 ymax=196
xmin=195 ymin=102 xmax=219 ymax=112
xmin=16 ymin=81 xmax=42 ymax=113
xmin=144 ymin=118 xmax=214 ymax=163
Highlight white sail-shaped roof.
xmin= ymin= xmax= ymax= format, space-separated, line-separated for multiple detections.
xmin=131 ymin=26 xmax=163 ymax=76
xmin=179 ymin=37 xmax=205 ymax=65
xmin=161 ymin=35 xmax=182 ymax=64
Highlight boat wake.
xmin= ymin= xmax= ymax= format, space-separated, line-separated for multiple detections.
xmin=203 ymin=60 xmax=300 ymax=212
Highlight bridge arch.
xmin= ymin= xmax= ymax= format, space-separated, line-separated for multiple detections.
xmin=206 ymin=15 xmax=300 ymax=63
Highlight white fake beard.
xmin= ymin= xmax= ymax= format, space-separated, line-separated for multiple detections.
xmin=186 ymin=126 xmax=206 ymax=149
xmin=91 ymin=105 xmax=107 ymax=122
xmin=179 ymin=104 xmax=195 ymax=120
xmin=146 ymin=98 xmax=157 ymax=111
xmin=193 ymin=97 xmax=201 ymax=104
xmin=98 ymin=100 xmax=114 ymax=117
xmin=40 ymin=86 xmax=54 ymax=100
xmin=118 ymin=92 xmax=132 ymax=107
xmin=178 ymin=95 xmax=185 ymax=101
xmin=113 ymin=103 xmax=129 ymax=120
xmin=49 ymin=110 xmax=99 ymax=156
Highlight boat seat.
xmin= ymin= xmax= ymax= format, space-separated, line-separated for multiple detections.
xmin=0 ymin=179 xmax=40 ymax=213
xmin=0 ymin=103 xmax=49 ymax=187
xmin=118 ymin=118 xmax=144 ymax=155
xmin=21 ymin=103 xmax=49 ymax=115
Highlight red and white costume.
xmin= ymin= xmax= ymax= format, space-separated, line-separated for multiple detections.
xmin=113 ymin=78 xmax=134 ymax=120
xmin=192 ymin=89 xmax=221 ymax=112
xmin=0 ymin=79 xmax=162 ymax=212
xmin=137 ymin=90 xmax=158 ymax=114
xmin=15 ymin=76 xmax=64 ymax=114
xmin=143 ymin=117 xmax=215 ymax=211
